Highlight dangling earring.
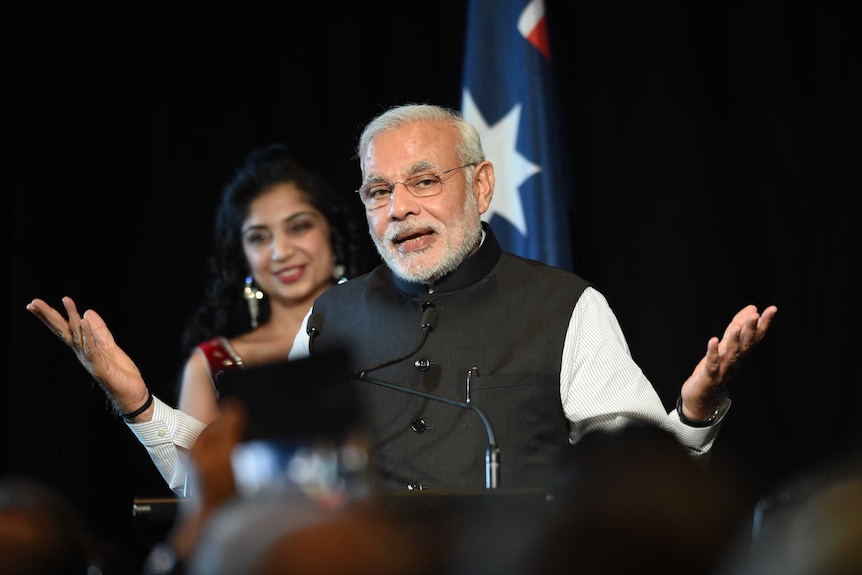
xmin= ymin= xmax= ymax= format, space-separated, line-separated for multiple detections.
xmin=332 ymin=262 xmax=347 ymax=284
xmin=243 ymin=275 xmax=264 ymax=328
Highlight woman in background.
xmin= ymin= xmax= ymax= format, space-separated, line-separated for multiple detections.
xmin=176 ymin=143 xmax=369 ymax=426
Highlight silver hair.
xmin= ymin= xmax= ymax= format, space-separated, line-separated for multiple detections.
xmin=356 ymin=104 xmax=485 ymax=180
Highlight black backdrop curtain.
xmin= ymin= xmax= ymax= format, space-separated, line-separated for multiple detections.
xmin=10 ymin=1 xmax=860 ymax=570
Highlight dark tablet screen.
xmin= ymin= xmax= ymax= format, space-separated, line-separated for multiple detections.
xmin=216 ymin=348 xmax=361 ymax=443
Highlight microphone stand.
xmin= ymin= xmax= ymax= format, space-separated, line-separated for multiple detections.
xmin=353 ymin=373 xmax=501 ymax=489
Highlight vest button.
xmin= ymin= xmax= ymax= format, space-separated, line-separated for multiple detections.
xmin=410 ymin=418 xmax=427 ymax=433
xmin=407 ymin=481 xmax=423 ymax=491
xmin=414 ymin=358 xmax=431 ymax=371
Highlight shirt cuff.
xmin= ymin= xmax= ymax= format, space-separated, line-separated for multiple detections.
xmin=125 ymin=395 xmax=206 ymax=450
xmin=666 ymin=397 xmax=732 ymax=453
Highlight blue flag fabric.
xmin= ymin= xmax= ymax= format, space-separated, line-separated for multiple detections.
xmin=461 ymin=0 xmax=574 ymax=271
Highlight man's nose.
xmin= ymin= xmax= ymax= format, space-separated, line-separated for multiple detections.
xmin=387 ymin=182 xmax=420 ymax=219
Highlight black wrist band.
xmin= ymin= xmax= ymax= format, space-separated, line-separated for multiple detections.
xmin=120 ymin=390 xmax=153 ymax=421
xmin=675 ymin=396 xmax=720 ymax=428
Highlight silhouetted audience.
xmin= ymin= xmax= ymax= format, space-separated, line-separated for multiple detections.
xmin=143 ymin=399 xmax=445 ymax=575
xmin=0 ymin=475 xmax=127 ymax=575
xmin=141 ymin=412 xmax=862 ymax=575
xmin=455 ymin=422 xmax=750 ymax=575
xmin=719 ymin=450 xmax=862 ymax=575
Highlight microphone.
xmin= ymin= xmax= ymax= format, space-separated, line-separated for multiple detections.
xmin=354 ymin=302 xmax=439 ymax=378
xmin=306 ymin=311 xmax=323 ymax=353
xmin=357 ymin=371 xmax=501 ymax=489
xmin=348 ymin=302 xmax=501 ymax=489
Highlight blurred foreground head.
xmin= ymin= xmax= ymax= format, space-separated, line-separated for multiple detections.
xmin=527 ymin=422 xmax=749 ymax=575
xmin=0 ymin=476 xmax=102 ymax=575
xmin=724 ymin=450 xmax=862 ymax=575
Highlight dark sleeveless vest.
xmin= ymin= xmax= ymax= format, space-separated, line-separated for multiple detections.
xmin=311 ymin=223 xmax=590 ymax=491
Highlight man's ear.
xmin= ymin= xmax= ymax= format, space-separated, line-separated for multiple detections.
xmin=473 ymin=161 xmax=495 ymax=214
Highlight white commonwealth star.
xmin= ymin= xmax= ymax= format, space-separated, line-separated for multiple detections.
xmin=462 ymin=90 xmax=540 ymax=236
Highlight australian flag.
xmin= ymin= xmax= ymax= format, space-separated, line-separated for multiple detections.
xmin=461 ymin=0 xmax=574 ymax=271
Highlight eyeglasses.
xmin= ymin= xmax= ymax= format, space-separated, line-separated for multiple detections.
xmin=356 ymin=163 xmax=476 ymax=211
